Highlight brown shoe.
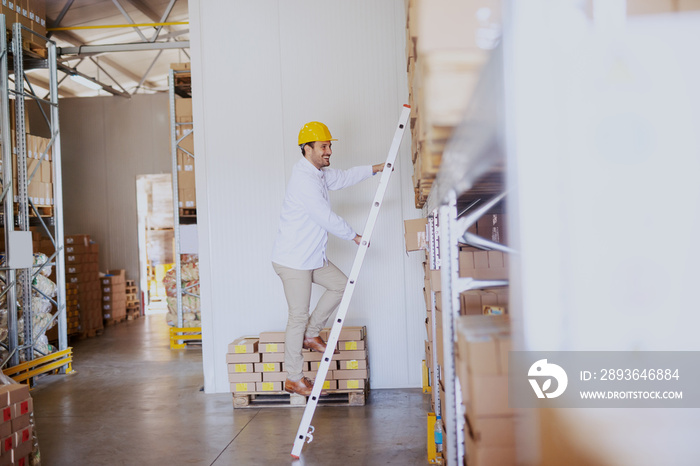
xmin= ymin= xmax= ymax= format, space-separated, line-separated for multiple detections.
xmin=303 ymin=336 xmax=340 ymax=354
xmin=284 ymin=377 xmax=328 ymax=396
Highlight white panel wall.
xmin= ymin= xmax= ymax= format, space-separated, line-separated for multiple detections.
xmin=190 ymin=0 xmax=425 ymax=393
xmin=57 ymin=94 xmax=171 ymax=280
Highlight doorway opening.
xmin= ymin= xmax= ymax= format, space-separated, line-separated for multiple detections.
xmin=136 ymin=174 xmax=174 ymax=315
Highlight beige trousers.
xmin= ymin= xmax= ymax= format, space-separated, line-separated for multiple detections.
xmin=272 ymin=261 xmax=347 ymax=381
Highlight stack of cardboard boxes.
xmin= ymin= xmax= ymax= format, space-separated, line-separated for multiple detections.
xmin=0 ymin=384 xmax=34 ymax=465
xmin=2 ymin=133 xmax=54 ymax=209
xmin=456 ymin=315 xmax=514 ymax=465
xmin=405 ymin=0 xmax=501 ymax=207
xmin=227 ymin=327 xmax=370 ymax=397
xmin=174 ymin=94 xmax=196 ymax=211
xmin=125 ymin=279 xmax=140 ymax=320
xmin=65 ymin=234 xmax=101 ymax=336
xmin=101 ymin=270 xmax=126 ymax=325
xmin=1 ymin=0 xmax=47 ymax=47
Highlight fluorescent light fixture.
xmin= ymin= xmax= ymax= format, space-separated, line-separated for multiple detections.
xmin=69 ymin=74 xmax=102 ymax=90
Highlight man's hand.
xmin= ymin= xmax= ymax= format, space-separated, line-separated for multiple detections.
xmin=372 ymin=163 xmax=385 ymax=174
xmin=353 ymin=234 xmax=362 ymax=245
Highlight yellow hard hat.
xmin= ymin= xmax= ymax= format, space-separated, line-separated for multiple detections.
xmin=298 ymin=121 xmax=338 ymax=146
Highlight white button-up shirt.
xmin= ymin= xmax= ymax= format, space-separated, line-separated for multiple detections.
xmin=272 ymin=157 xmax=373 ymax=270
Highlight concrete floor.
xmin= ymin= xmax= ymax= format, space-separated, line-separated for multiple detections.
xmin=30 ymin=315 xmax=429 ymax=465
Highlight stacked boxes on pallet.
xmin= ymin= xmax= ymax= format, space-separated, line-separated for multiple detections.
xmin=226 ymin=337 xmax=260 ymax=394
xmin=321 ymin=326 xmax=369 ymax=391
xmin=101 ymin=270 xmax=126 ymax=325
xmin=125 ymin=279 xmax=140 ymax=320
xmin=0 ymin=384 xmax=35 ymax=465
xmin=227 ymin=327 xmax=370 ymax=396
xmin=65 ymin=235 xmax=101 ymax=336
xmin=174 ymin=92 xmax=196 ymax=210
xmin=258 ymin=332 xmax=286 ymax=393
xmin=64 ymin=283 xmax=80 ymax=335
xmin=455 ymin=315 xmax=515 ymax=465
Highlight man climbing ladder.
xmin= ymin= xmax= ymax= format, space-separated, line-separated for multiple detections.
xmin=271 ymin=120 xmax=388 ymax=397
xmin=289 ymin=105 xmax=411 ymax=458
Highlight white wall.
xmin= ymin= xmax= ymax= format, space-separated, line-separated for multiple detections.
xmin=190 ymin=0 xmax=425 ymax=393
xmin=57 ymin=94 xmax=171 ymax=281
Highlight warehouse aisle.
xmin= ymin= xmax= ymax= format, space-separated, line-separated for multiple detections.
xmin=29 ymin=316 xmax=427 ymax=465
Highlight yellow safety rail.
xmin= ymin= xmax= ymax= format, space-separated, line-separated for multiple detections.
xmin=427 ymin=412 xmax=440 ymax=464
xmin=422 ymin=359 xmax=432 ymax=394
xmin=3 ymin=348 xmax=74 ymax=384
xmin=169 ymin=327 xmax=202 ymax=349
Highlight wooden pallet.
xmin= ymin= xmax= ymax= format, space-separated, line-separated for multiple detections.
xmin=126 ymin=308 xmax=141 ymax=320
xmin=232 ymin=388 xmax=368 ymax=409
xmin=104 ymin=316 xmax=126 ymax=327
xmin=13 ymin=204 xmax=53 ymax=217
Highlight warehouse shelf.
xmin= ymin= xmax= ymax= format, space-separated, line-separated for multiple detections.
xmin=168 ymin=67 xmax=199 ymax=331
xmin=424 ymin=44 xmax=508 ymax=466
xmin=0 ymin=17 xmax=69 ymax=378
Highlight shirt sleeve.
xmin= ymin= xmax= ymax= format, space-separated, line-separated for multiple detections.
xmin=323 ymin=165 xmax=373 ymax=191
xmin=290 ymin=173 xmax=357 ymax=241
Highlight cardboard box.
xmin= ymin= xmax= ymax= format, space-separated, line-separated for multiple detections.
xmin=227 ymin=372 xmax=262 ymax=383
xmin=337 ymin=340 xmax=365 ymax=351
xmin=2 ymin=386 xmax=28 ymax=406
xmin=302 ymin=351 xmax=324 ymax=362
xmin=170 ymin=62 xmax=191 ymax=70
xmin=0 ymin=434 xmax=12 ymax=456
xmin=456 ymin=315 xmax=510 ymax=375
xmin=338 ymin=379 xmax=365 ymax=390
xmin=259 ymin=342 xmax=284 ymax=353
xmin=335 ymin=350 xmax=367 ymax=361
xmin=337 ymin=327 xmax=365 ymax=341
xmin=254 ymin=363 xmax=280 ymax=373
xmin=228 ymin=363 xmax=254 ymax=373
xmin=404 ymin=218 xmax=428 ymax=251
xmin=333 ymin=369 xmax=368 ymax=380
xmin=65 ymin=234 xmax=90 ymax=246
xmin=337 ymin=359 xmax=367 ymax=370
xmin=256 ymin=381 xmax=282 ymax=392
xmin=0 ymin=421 xmax=9 ymax=440
xmin=460 ymin=288 xmax=508 ymax=316
xmin=12 ymin=425 xmax=31 ymax=447
xmin=258 ymin=331 xmax=286 ymax=343
xmin=10 ymin=399 xmax=32 ymax=419
xmin=10 ymin=413 xmax=29 ymax=432
xmin=230 ymin=382 xmax=256 ymax=393
xmin=465 ymin=414 xmax=516 ymax=448
xmin=459 ymin=247 xmax=509 ymax=280
xmin=178 ymin=169 xmax=195 ymax=190
xmin=228 ymin=337 xmax=259 ymax=354
xmin=262 ymin=372 xmax=289 ymax=383
xmin=310 ymin=360 xmax=338 ymax=371
xmin=261 ymin=352 xmax=285 ymax=363
xmin=175 ymin=98 xmax=192 ymax=120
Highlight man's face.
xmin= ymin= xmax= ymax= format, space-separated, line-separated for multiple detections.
xmin=305 ymin=141 xmax=332 ymax=170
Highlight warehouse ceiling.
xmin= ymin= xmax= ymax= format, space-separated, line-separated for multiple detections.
xmin=22 ymin=0 xmax=190 ymax=98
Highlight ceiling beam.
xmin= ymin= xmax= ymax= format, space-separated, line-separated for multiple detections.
xmin=50 ymin=30 xmax=159 ymax=88
xmin=124 ymin=0 xmax=184 ymax=37
xmin=24 ymin=73 xmax=78 ymax=98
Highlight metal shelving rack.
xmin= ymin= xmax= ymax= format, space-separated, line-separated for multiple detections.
xmin=167 ymin=68 xmax=197 ymax=333
xmin=0 ymin=16 xmax=68 ymax=375
xmin=424 ymin=44 xmax=510 ymax=465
